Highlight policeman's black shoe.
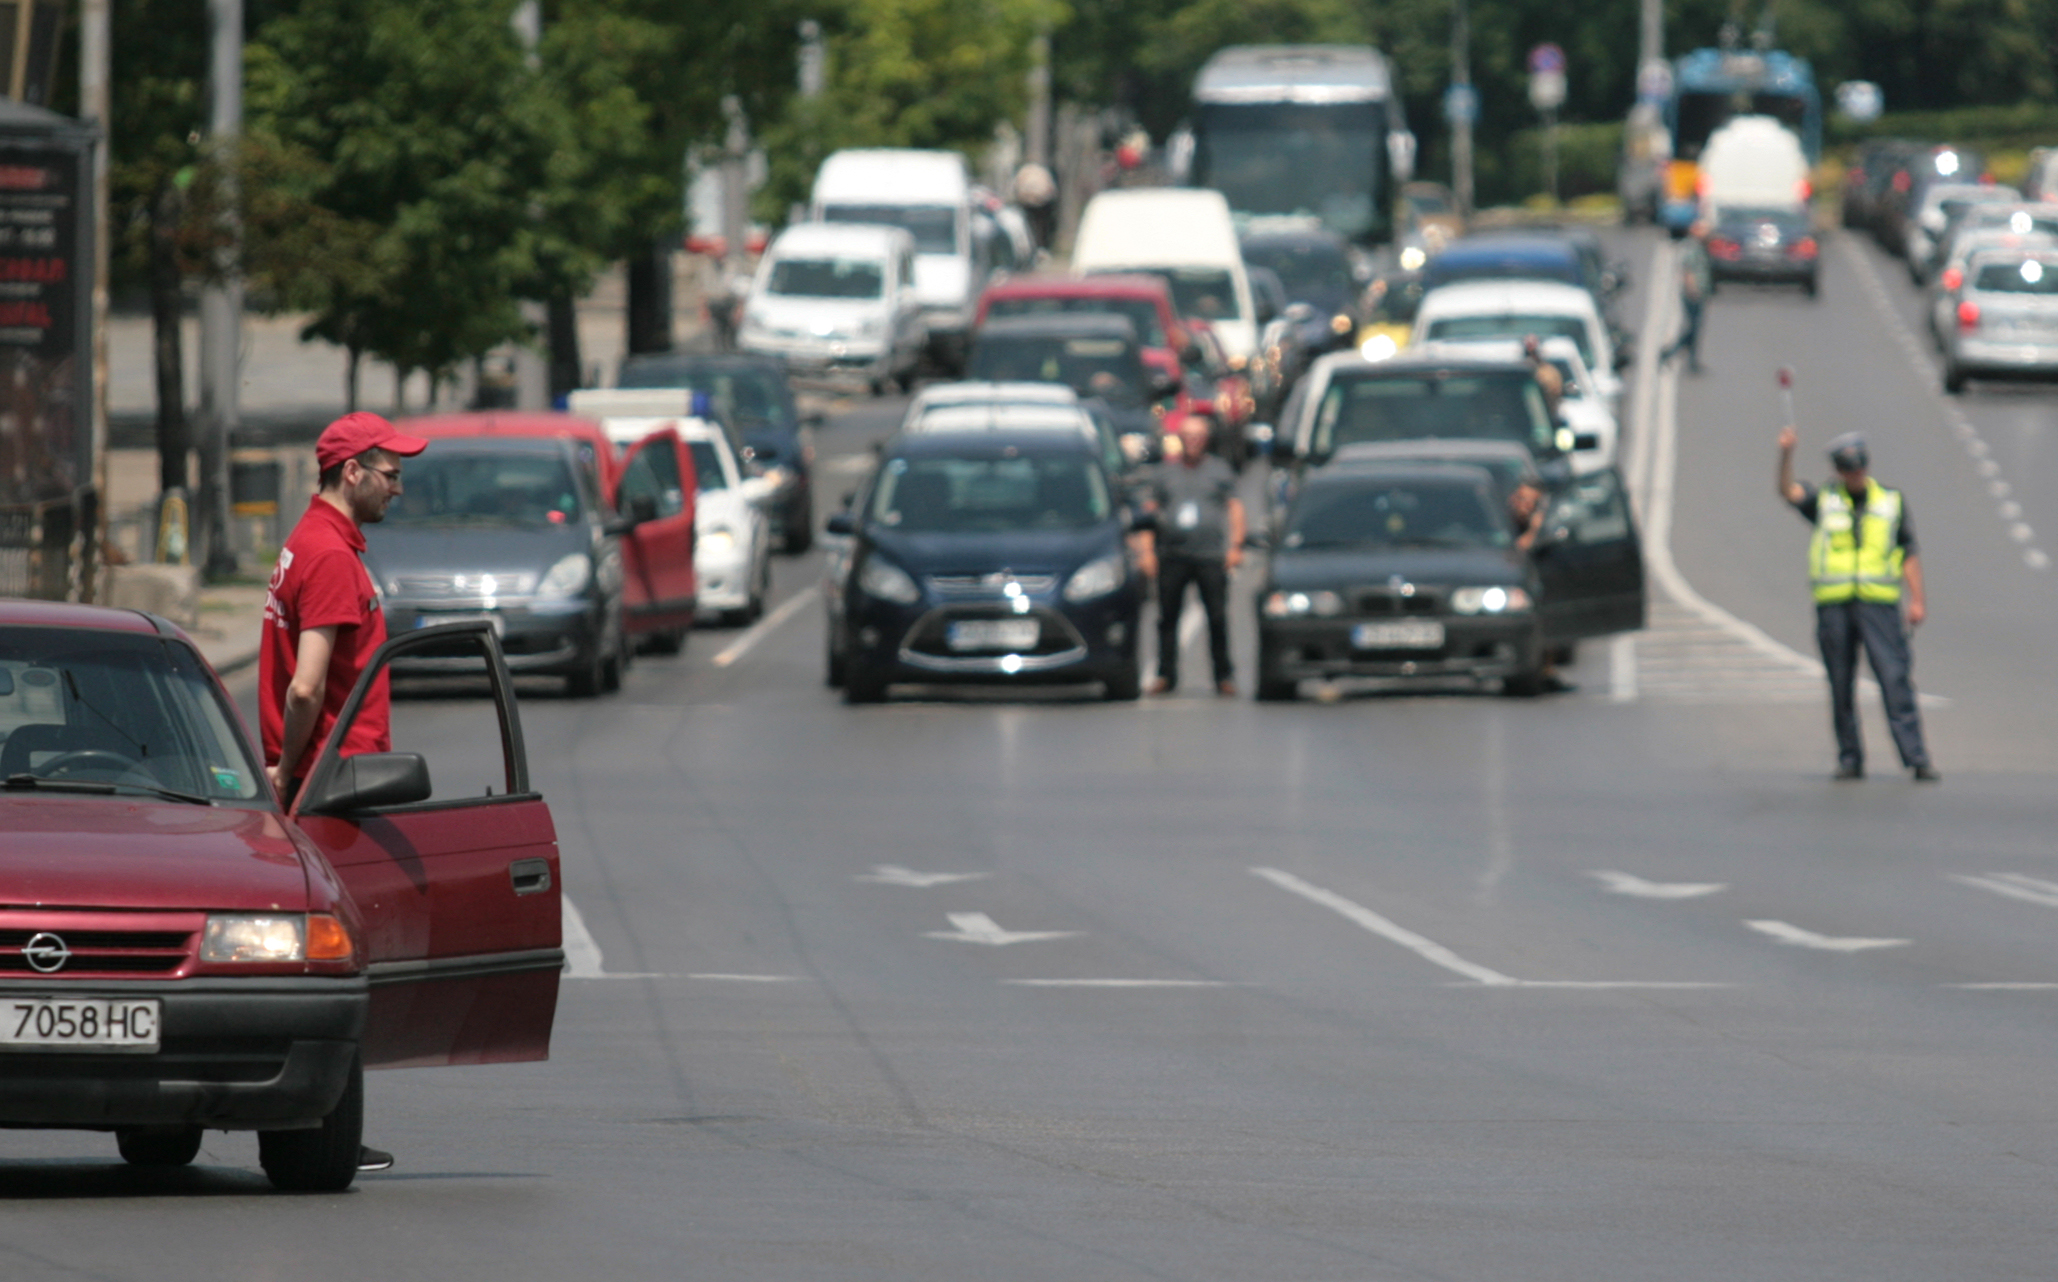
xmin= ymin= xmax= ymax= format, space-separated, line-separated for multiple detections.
xmin=1911 ymin=765 xmax=1942 ymax=783
xmin=1832 ymin=764 xmax=1864 ymax=781
xmin=357 ymin=1145 xmax=395 ymax=1172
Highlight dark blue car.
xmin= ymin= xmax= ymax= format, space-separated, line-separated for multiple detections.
xmin=824 ymin=429 xmax=1145 ymax=703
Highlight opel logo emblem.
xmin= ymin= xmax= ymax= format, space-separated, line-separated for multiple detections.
xmin=22 ymin=932 xmax=69 ymax=974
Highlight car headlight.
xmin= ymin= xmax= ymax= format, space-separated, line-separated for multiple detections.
xmin=1261 ymin=589 xmax=1344 ymax=617
xmin=856 ymin=555 xmax=920 ymax=604
xmin=701 ymin=527 xmax=737 ymax=551
xmin=538 ymin=553 xmax=593 ymax=600
xmin=1360 ymin=333 xmax=1399 ymax=361
xmin=1450 ymin=585 xmax=1532 ymax=614
xmin=1063 ymin=553 xmax=1126 ymax=602
xmin=1398 ymin=245 xmax=1428 ymax=271
xmin=202 ymin=914 xmax=305 ymax=962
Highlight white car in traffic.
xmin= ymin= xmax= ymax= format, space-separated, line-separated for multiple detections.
xmin=1405 ymin=337 xmax=1618 ymax=474
xmin=1411 ymin=280 xmax=1623 ymax=411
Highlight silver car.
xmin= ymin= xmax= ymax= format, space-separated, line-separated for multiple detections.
xmin=1905 ymin=183 xmax=2019 ymax=284
xmin=1927 ymin=216 xmax=2058 ymax=348
xmin=1942 ymin=249 xmax=2058 ymax=393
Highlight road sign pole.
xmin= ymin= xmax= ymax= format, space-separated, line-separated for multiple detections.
xmin=1452 ymin=0 xmax=1473 ymax=219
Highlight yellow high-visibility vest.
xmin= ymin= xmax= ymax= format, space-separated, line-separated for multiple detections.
xmin=1810 ymin=482 xmax=1905 ymax=604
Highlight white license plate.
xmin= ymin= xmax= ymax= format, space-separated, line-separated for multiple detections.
xmin=947 ymin=619 xmax=1041 ymax=652
xmin=416 ymin=612 xmax=503 ymax=635
xmin=0 ymin=998 xmax=160 ymax=1052
xmin=1351 ymin=620 xmax=1445 ymax=650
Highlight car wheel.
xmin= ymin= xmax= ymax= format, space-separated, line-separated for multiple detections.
xmin=843 ymin=657 xmax=888 ymax=704
xmin=1502 ymin=667 xmax=1546 ymax=697
xmin=785 ymin=497 xmax=815 ymax=553
xmin=259 ymin=1053 xmax=364 ymax=1193
xmin=1803 ymin=274 xmax=1818 ymax=298
xmin=1103 ymin=660 xmax=1142 ymax=701
xmin=117 ymin=1126 xmax=202 ymax=1167
xmin=1255 ymin=674 xmax=1298 ymax=702
xmin=566 ymin=643 xmax=606 ymax=697
xmin=1943 ymin=361 xmax=1967 ymax=394
xmin=644 ymin=626 xmax=687 ymax=656
xmin=825 ymin=631 xmax=847 ymax=687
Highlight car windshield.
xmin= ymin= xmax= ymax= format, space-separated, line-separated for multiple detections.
xmin=1973 ymin=260 xmax=2058 ymax=293
xmin=616 ymin=363 xmax=789 ymax=428
xmin=1424 ymin=313 xmax=1594 ymax=365
xmin=0 ymin=628 xmax=264 ymax=805
xmin=1314 ymin=371 xmax=1555 ymax=457
xmin=766 ymin=256 xmax=883 ymax=300
xmin=985 ymin=296 xmax=1167 ymax=347
xmin=1426 ymin=252 xmax=1579 ymax=289
xmin=1241 ymin=241 xmax=1353 ymax=302
xmin=688 ymin=440 xmax=728 ymax=490
xmin=968 ymin=335 xmax=1147 ymax=406
xmin=819 ymin=203 xmax=957 ymax=255
xmin=385 ymin=451 xmax=583 ymax=527
xmin=870 ymin=454 xmax=1110 ymax=533
xmin=1284 ymin=477 xmax=1511 ymax=550
xmin=1095 ymin=268 xmax=1243 ymax=322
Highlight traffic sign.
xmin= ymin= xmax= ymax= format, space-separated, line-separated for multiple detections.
xmin=1529 ymin=70 xmax=1566 ymax=112
xmin=1527 ymin=43 xmax=1565 ymax=75
xmin=1835 ymin=80 xmax=1883 ymax=123
xmin=1637 ymin=58 xmax=1674 ymax=104
xmin=1443 ymin=83 xmax=1479 ymax=126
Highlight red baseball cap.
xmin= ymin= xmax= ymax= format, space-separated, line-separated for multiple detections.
xmin=315 ymin=411 xmax=429 ymax=472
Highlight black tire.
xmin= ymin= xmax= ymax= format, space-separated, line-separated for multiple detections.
xmin=1803 ymin=274 xmax=1818 ymax=298
xmin=1943 ymin=362 xmax=1967 ymax=394
xmin=842 ymin=657 xmax=888 ymax=704
xmin=825 ymin=637 xmax=846 ymax=687
xmin=784 ymin=498 xmax=815 ymax=554
xmin=566 ymin=644 xmax=606 ymax=698
xmin=1502 ymin=669 xmax=1545 ymax=698
xmin=600 ymin=638 xmax=624 ymax=694
xmin=644 ymin=626 xmax=687 ymax=656
xmin=117 ymin=1126 xmax=202 ymax=1167
xmin=1255 ymin=675 xmax=1297 ymax=702
xmin=259 ymin=1054 xmax=364 ymax=1193
xmin=1103 ymin=661 xmax=1142 ymax=701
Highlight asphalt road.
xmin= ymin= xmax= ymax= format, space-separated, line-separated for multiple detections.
xmin=9 ymin=225 xmax=2058 ymax=1281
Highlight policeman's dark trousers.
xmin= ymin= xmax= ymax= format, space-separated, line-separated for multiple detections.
xmin=1816 ymin=600 xmax=1931 ymax=771
xmin=1155 ymin=556 xmax=1233 ymax=688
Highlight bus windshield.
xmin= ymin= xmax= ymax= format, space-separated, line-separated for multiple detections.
xmin=1193 ymin=101 xmax=1388 ymax=242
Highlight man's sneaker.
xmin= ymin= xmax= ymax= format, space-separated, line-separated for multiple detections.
xmin=1911 ymin=765 xmax=1942 ymax=782
xmin=1833 ymin=764 xmax=1864 ymax=781
xmin=357 ymin=1145 xmax=394 ymax=1172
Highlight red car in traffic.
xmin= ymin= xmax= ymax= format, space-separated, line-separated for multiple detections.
xmin=976 ymin=274 xmax=1192 ymax=391
xmin=0 ymin=602 xmax=562 ymax=1190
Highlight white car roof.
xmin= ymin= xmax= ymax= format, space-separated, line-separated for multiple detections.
xmin=579 ymin=412 xmax=725 ymax=450
xmin=903 ymin=403 xmax=1098 ymax=438
xmin=909 ymin=381 xmax=1079 ymax=412
xmin=1410 ymin=336 xmax=1591 ymax=375
xmin=1415 ymin=279 xmax=1599 ymax=316
xmin=764 ymin=221 xmax=913 ymax=259
xmin=813 ymin=149 xmax=969 ymax=205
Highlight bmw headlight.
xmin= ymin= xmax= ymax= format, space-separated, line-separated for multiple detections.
xmin=538 ymin=553 xmax=593 ymax=600
xmin=1261 ymin=589 xmax=1344 ymax=618
xmin=1063 ymin=553 xmax=1126 ymax=602
xmin=856 ymin=555 xmax=920 ymax=604
xmin=1450 ymin=585 xmax=1532 ymax=614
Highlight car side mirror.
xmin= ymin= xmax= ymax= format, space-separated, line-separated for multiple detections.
xmin=298 ymin=751 xmax=432 ymax=815
xmin=824 ymin=511 xmax=856 ymax=537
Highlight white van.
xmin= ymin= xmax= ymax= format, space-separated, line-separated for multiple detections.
xmin=736 ymin=222 xmax=925 ymax=393
xmin=1070 ymin=188 xmax=1260 ymax=367
xmin=1698 ymin=115 xmax=1811 ymax=216
xmin=811 ymin=149 xmax=984 ymax=369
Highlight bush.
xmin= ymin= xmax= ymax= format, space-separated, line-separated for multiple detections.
xmin=1481 ymin=121 xmax=1624 ymax=207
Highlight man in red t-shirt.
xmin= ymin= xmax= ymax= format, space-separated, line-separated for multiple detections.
xmin=258 ymin=412 xmax=427 ymax=1176
xmin=261 ymin=412 xmax=428 ymax=798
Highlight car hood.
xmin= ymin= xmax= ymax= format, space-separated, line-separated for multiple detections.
xmin=868 ymin=525 xmax=1118 ymax=580
xmin=748 ymin=295 xmax=887 ymax=331
xmin=1269 ymin=545 xmax=1527 ymax=591
xmin=0 ymin=797 xmax=311 ymax=911
xmin=364 ymin=524 xmax=592 ymax=587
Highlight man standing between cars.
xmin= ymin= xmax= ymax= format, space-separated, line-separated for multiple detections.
xmin=1660 ymin=220 xmax=1713 ymax=373
xmin=260 ymin=411 xmax=428 ymax=1173
xmin=1140 ymin=412 xmax=1244 ymax=696
xmin=1777 ymin=427 xmax=1939 ymax=782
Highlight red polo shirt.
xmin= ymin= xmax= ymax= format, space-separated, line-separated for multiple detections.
xmin=260 ymin=496 xmax=391 ymax=780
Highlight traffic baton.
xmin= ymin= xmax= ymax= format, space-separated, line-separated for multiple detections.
xmin=1777 ymin=366 xmax=1796 ymax=426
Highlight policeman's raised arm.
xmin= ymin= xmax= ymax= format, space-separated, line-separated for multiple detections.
xmin=1776 ymin=425 xmax=1805 ymax=504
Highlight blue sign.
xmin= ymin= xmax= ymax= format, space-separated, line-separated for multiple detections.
xmin=1527 ymin=43 xmax=1565 ymax=74
xmin=1443 ymin=83 xmax=1479 ymax=125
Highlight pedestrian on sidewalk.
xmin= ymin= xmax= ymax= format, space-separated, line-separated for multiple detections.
xmin=1660 ymin=220 xmax=1713 ymax=373
xmin=1777 ymin=426 xmax=1939 ymax=782
xmin=1139 ymin=412 xmax=1244 ymax=696
xmin=260 ymin=412 xmax=429 ymax=1174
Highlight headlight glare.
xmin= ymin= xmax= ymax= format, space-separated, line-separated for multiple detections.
xmin=202 ymin=914 xmax=306 ymax=963
xmin=1451 ymin=585 xmax=1532 ymax=614
xmin=1261 ymin=589 xmax=1343 ymax=617
xmin=1063 ymin=553 xmax=1126 ymax=602
xmin=856 ymin=556 xmax=920 ymax=604
xmin=538 ymin=553 xmax=592 ymax=599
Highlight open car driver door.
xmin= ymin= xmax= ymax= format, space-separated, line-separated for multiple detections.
xmin=614 ymin=425 xmax=699 ymax=640
xmin=290 ymin=620 xmax=562 ymax=1069
xmin=1534 ymin=466 xmax=1647 ymax=646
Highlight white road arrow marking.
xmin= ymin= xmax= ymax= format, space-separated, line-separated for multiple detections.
xmin=1950 ymin=872 xmax=2058 ymax=910
xmin=925 ymin=912 xmax=1079 ymax=946
xmin=857 ymin=865 xmax=992 ymax=888
xmin=1588 ymin=870 xmax=1728 ymax=899
xmin=1745 ymin=920 xmax=1910 ymax=952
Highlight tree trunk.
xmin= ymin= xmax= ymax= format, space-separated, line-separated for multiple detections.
xmin=547 ymin=289 xmax=581 ymax=403
xmin=625 ymin=238 xmax=673 ymax=356
xmin=345 ymin=346 xmax=360 ymax=412
xmin=149 ymin=181 xmax=188 ymax=496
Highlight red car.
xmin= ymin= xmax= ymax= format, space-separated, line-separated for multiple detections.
xmin=0 ymin=602 xmax=562 ymax=1190
xmin=975 ymin=274 xmax=1193 ymax=391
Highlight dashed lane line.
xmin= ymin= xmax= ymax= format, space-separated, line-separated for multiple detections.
xmin=710 ymin=586 xmax=820 ymax=668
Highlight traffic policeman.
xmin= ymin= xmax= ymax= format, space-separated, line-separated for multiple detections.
xmin=1777 ymin=427 xmax=1939 ymax=781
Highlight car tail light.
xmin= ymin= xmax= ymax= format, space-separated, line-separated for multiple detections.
xmin=1790 ymin=237 xmax=1819 ymax=259
xmin=1958 ymin=300 xmax=1981 ymax=331
xmin=1708 ymin=236 xmax=1740 ymax=260
xmin=1798 ymin=179 xmax=1812 ymax=202
xmin=1941 ymin=266 xmax=1963 ymax=291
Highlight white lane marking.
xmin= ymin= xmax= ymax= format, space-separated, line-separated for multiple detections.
xmin=711 ymin=587 xmax=819 ymax=668
xmin=1473 ymin=980 xmax=1735 ymax=990
xmin=1609 ymin=632 xmax=1637 ymax=702
xmin=857 ymin=864 xmax=993 ymax=888
xmin=1252 ymin=866 xmax=1518 ymax=986
xmin=1588 ymin=870 xmax=1728 ymax=899
xmin=1838 ymin=235 xmax=2052 ymax=572
xmin=1004 ymin=979 xmax=1234 ymax=988
xmin=562 ymin=896 xmax=607 ymax=978
xmin=1947 ymin=983 xmax=2058 ymax=990
xmin=687 ymin=973 xmax=805 ymax=982
xmin=819 ymin=453 xmax=875 ymax=475
xmin=1949 ymin=872 xmax=2058 ymax=910
xmin=1745 ymin=919 xmax=1910 ymax=952
xmin=925 ymin=912 xmax=1081 ymax=946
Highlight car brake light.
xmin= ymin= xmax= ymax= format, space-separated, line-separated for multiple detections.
xmin=306 ymin=913 xmax=355 ymax=961
xmin=1941 ymin=266 xmax=1963 ymax=291
xmin=1708 ymin=237 xmax=1740 ymax=259
xmin=1791 ymin=237 xmax=1819 ymax=259
xmin=1958 ymin=300 xmax=1981 ymax=331
xmin=1798 ymin=179 xmax=1812 ymax=202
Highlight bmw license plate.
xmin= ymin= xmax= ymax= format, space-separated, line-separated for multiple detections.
xmin=1351 ymin=621 xmax=1445 ymax=651
xmin=416 ymin=611 xmax=503 ymax=636
xmin=0 ymin=998 xmax=160 ymax=1052
xmin=947 ymin=619 xmax=1041 ymax=652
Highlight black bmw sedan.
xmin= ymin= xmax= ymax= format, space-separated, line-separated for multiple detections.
xmin=1255 ymin=460 xmax=1643 ymax=699
xmin=825 ymin=428 xmax=1145 ymax=703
